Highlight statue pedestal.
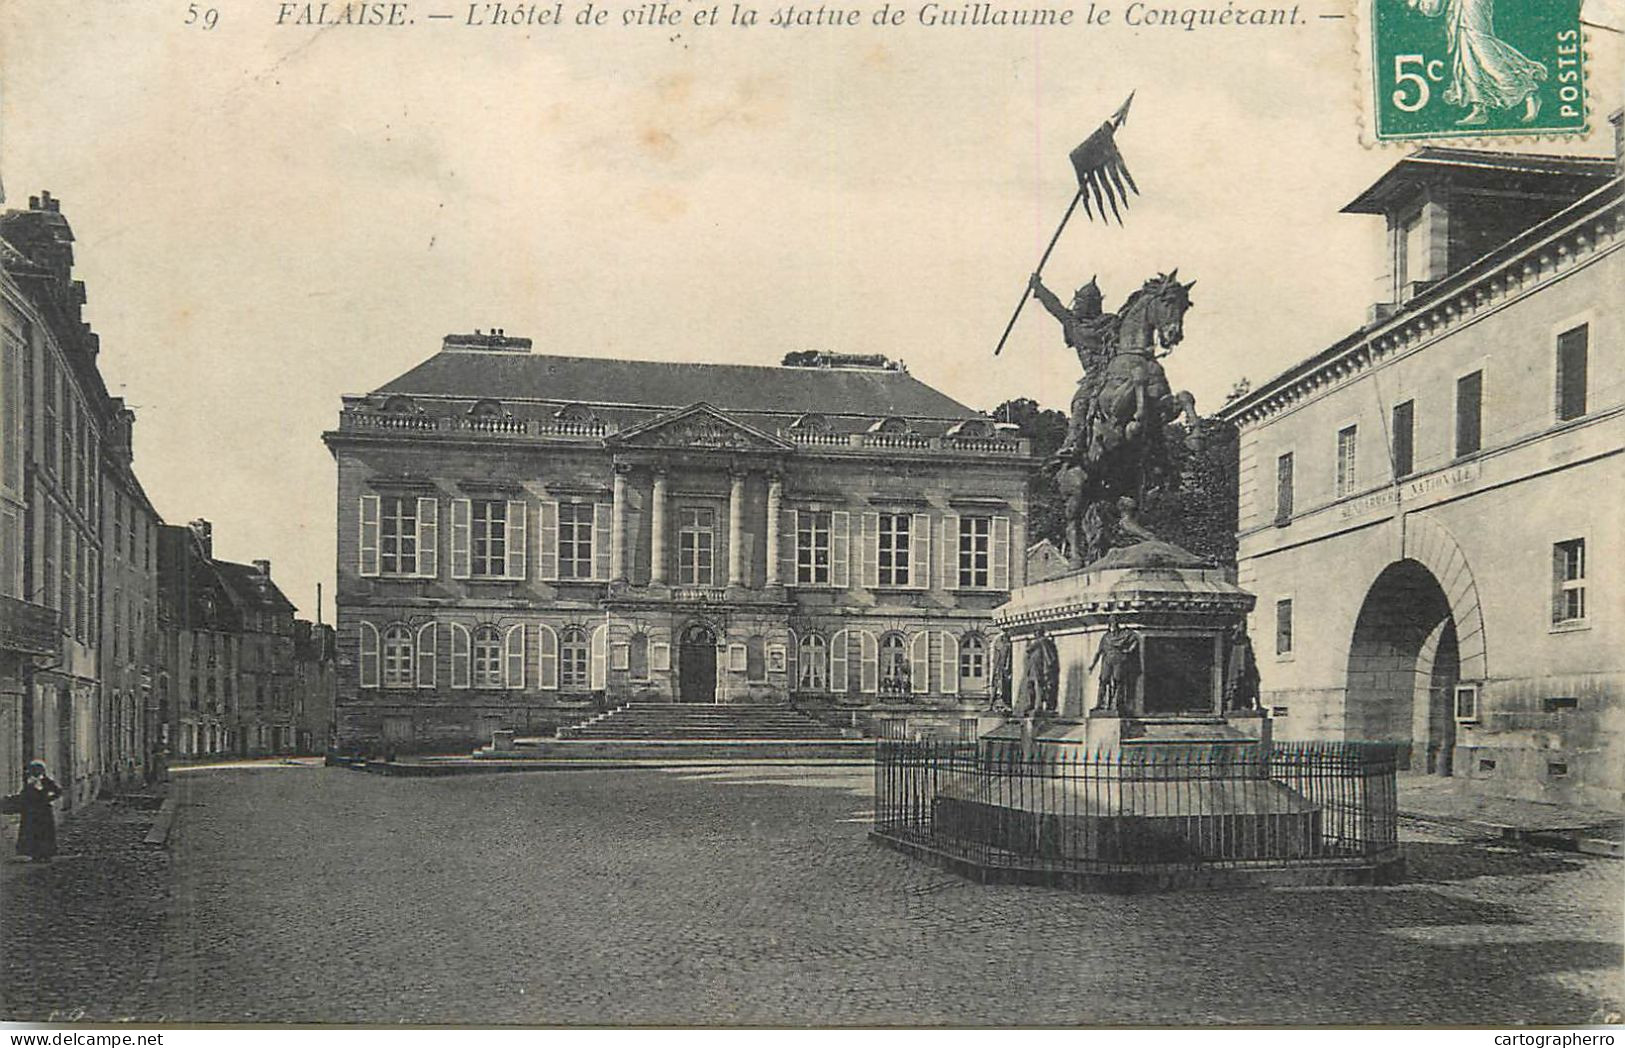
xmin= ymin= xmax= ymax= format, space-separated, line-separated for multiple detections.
xmin=938 ymin=540 xmax=1313 ymax=866
xmin=993 ymin=539 xmax=1257 ymax=730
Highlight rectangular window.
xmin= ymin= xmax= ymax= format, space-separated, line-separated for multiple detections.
xmin=1552 ymin=538 xmax=1586 ymax=625
xmin=1335 ymin=425 xmax=1358 ymax=498
xmin=1275 ymin=452 xmax=1294 ymax=523
xmin=796 ymin=510 xmax=832 ymax=586
xmin=471 ymin=500 xmax=507 ymax=577
xmin=957 ymin=516 xmax=991 ymax=589
xmin=1275 ymin=598 xmax=1293 ymax=656
xmin=1454 ymin=684 xmax=1479 ymax=723
xmin=877 ymin=513 xmax=912 ymax=587
xmin=1456 ymin=370 xmax=1482 ymax=457
xmin=1391 ymin=400 xmax=1414 ymax=479
xmin=42 ymin=353 xmax=58 ymax=475
xmin=379 ymin=496 xmax=419 ymax=575
xmin=558 ymin=503 xmax=595 ymax=580
xmin=1556 ymin=325 xmax=1588 ymax=422
xmin=678 ymin=507 xmax=715 ymax=586
xmin=1 ymin=331 xmax=19 ymax=496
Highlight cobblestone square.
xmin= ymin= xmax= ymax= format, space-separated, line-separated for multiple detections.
xmin=4 ymin=763 xmax=1621 ymax=1026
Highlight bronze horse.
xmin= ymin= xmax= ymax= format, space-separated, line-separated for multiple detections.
xmin=1053 ymin=271 xmax=1199 ymax=565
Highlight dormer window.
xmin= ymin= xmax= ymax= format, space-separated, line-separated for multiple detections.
xmin=946 ymin=418 xmax=995 ymax=439
xmin=468 ymin=399 xmax=506 ymax=419
xmin=868 ymin=417 xmax=912 ymax=436
xmin=382 ymin=396 xmax=419 ymax=415
xmin=788 ymin=412 xmax=832 ymax=433
xmin=554 ymin=403 xmax=599 ymax=425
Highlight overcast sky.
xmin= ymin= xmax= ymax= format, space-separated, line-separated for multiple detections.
xmin=2 ymin=0 xmax=1619 ymax=620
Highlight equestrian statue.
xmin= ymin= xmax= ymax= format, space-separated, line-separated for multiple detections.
xmin=1030 ymin=268 xmax=1200 ymax=566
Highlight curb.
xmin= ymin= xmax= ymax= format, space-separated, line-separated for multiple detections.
xmin=142 ymin=796 xmax=177 ymax=848
xmin=1399 ymin=808 xmax=1623 ymax=858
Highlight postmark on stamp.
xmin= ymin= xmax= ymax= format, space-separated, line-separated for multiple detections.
xmin=1368 ymin=0 xmax=1587 ymax=140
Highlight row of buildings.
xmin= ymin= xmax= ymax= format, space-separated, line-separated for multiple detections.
xmin=0 ymin=192 xmax=337 ymax=808
xmin=325 ymin=129 xmax=1621 ymax=812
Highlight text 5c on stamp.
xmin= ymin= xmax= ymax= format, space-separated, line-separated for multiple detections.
xmin=1370 ymin=0 xmax=1586 ymax=141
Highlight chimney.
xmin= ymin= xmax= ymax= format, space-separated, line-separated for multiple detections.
xmin=253 ymin=559 xmax=271 ymax=578
xmin=441 ymin=331 xmax=533 ymax=354
xmin=189 ymin=519 xmax=213 ymax=559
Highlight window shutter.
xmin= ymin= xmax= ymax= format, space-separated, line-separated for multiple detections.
xmin=831 ymin=511 xmax=850 ymax=589
xmin=417 ymin=497 xmax=439 ymax=578
xmin=992 ymin=516 xmax=1011 ymax=590
xmin=450 ymin=623 xmax=471 ymax=690
xmin=910 ymin=631 xmax=930 ymax=694
xmin=941 ymin=514 xmax=958 ymax=590
xmin=416 ymin=621 xmax=437 ymax=688
xmin=537 ymin=625 xmax=558 ymax=690
xmin=861 ymin=512 xmax=880 ymax=589
xmin=505 ymin=500 xmax=527 ymax=580
xmin=651 ymin=642 xmax=671 ymax=673
xmin=450 ymin=498 xmax=471 ymax=579
xmin=590 ymin=624 xmax=608 ymax=690
xmin=786 ymin=629 xmax=799 ymax=688
xmin=912 ymin=513 xmax=931 ymax=590
xmin=593 ymin=504 xmax=612 ymax=581
xmin=830 ymin=629 xmax=848 ymax=695
xmin=359 ymin=496 xmax=380 ymax=577
xmin=860 ymin=631 xmax=879 ymax=694
xmin=539 ymin=500 xmax=560 ymax=581
xmin=505 ymin=624 xmax=525 ymax=690
xmin=358 ymin=622 xmax=379 ymax=689
xmin=941 ymin=631 xmax=960 ymax=695
xmin=781 ymin=509 xmax=798 ymax=588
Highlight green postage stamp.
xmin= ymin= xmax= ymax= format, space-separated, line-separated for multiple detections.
xmin=1369 ymin=0 xmax=1587 ymax=141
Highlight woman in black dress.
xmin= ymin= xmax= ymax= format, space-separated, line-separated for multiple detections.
xmin=15 ymin=760 xmax=63 ymax=862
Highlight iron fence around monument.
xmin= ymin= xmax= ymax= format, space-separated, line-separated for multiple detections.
xmin=872 ymin=739 xmax=1400 ymax=878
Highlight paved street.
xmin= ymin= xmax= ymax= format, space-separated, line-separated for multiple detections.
xmin=4 ymin=763 xmax=1622 ymax=1026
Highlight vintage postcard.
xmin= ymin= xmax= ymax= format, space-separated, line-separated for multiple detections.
xmin=0 ymin=0 xmax=1621 ymax=1032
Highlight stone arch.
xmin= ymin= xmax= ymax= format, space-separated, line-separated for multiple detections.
xmin=1400 ymin=514 xmax=1488 ymax=681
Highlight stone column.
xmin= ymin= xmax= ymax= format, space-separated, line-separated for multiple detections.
xmin=649 ymin=468 xmax=668 ymax=586
xmin=764 ymin=472 xmax=783 ymax=587
xmin=610 ymin=463 xmax=630 ymax=581
xmin=727 ymin=469 xmax=746 ymax=587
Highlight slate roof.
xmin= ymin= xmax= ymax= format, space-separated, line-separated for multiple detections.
xmin=215 ymin=561 xmax=296 ymax=614
xmin=374 ymin=350 xmax=978 ymax=421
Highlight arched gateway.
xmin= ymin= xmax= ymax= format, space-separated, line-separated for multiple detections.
xmin=1343 ymin=517 xmax=1488 ymax=774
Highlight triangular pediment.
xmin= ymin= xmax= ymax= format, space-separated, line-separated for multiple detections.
xmin=607 ymin=402 xmax=793 ymax=452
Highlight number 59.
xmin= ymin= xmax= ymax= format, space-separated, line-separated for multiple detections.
xmin=186 ymin=3 xmax=220 ymax=28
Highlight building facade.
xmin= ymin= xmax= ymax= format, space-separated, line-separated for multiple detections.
xmin=100 ymin=401 xmax=161 ymax=788
xmin=324 ymin=336 xmax=1033 ymax=752
xmin=156 ymin=520 xmax=332 ymax=757
xmin=1220 ymin=145 xmax=1622 ymax=811
xmin=1 ymin=192 xmax=118 ymax=807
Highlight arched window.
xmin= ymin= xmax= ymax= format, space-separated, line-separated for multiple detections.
xmin=560 ymin=627 xmax=590 ymax=689
xmin=382 ymin=625 xmax=414 ymax=689
xmin=960 ymin=632 xmax=987 ymax=692
xmin=472 ymin=625 xmax=503 ymax=689
xmin=798 ymin=633 xmax=827 ymax=691
xmin=879 ymin=632 xmax=909 ymax=696
xmin=746 ymin=636 xmax=766 ymax=681
xmin=629 ymin=632 xmax=650 ymax=680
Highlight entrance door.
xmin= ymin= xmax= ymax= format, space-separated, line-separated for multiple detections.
xmin=678 ymin=624 xmax=718 ymax=704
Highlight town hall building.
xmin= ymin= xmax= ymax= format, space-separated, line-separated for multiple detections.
xmin=324 ymin=338 xmax=1033 ymax=751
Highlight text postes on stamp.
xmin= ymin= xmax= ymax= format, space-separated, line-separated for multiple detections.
xmin=1370 ymin=0 xmax=1586 ymax=141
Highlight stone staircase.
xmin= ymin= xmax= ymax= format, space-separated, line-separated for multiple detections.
xmin=557 ymin=703 xmax=849 ymax=741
